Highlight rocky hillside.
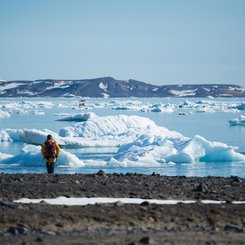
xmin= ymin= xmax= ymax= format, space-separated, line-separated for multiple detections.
xmin=0 ymin=77 xmax=244 ymax=97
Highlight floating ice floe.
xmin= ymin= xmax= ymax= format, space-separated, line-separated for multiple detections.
xmin=33 ymin=110 xmax=45 ymax=116
xmin=111 ymin=100 xmax=144 ymax=111
xmin=236 ymin=103 xmax=245 ymax=111
xmin=0 ymin=152 xmax=13 ymax=161
xmin=229 ymin=115 xmax=245 ymax=126
xmin=56 ymin=112 xmax=96 ymax=122
xmin=14 ymin=109 xmax=29 ymax=115
xmin=37 ymin=101 xmax=55 ymax=109
xmin=176 ymin=100 xmax=241 ymax=113
xmin=0 ymin=145 xmax=84 ymax=168
xmin=0 ymin=100 xmax=74 ymax=115
xmin=118 ymin=102 xmax=175 ymax=113
xmin=3 ymin=128 xmax=93 ymax=147
xmin=5 ymin=128 xmax=59 ymax=145
xmin=59 ymin=115 xmax=182 ymax=141
xmin=195 ymin=107 xmax=215 ymax=113
xmin=150 ymin=103 xmax=174 ymax=113
xmin=110 ymin=134 xmax=245 ymax=166
xmin=0 ymin=98 xmax=244 ymax=115
xmin=0 ymin=109 xmax=11 ymax=118
xmin=0 ymin=130 xmax=12 ymax=142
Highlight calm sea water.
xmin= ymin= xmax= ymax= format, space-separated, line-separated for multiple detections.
xmin=0 ymin=97 xmax=244 ymax=176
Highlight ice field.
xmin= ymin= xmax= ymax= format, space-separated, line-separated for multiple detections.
xmin=0 ymin=97 xmax=244 ymax=176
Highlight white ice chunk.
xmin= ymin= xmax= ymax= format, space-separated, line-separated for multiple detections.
xmin=113 ymin=134 xmax=245 ymax=164
xmin=0 ymin=130 xmax=12 ymax=142
xmin=0 ymin=109 xmax=11 ymax=118
xmin=1 ymin=145 xmax=84 ymax=168
xmin=0 ymin=152 xmax=13 ymax=161
xmin=56 ymin=112 xmax=96 ymax=122
xmin=33 ymin=110 xmax=45 ymax=116
xmin=229 ymin=115 xmax=245 ymax=126
xmin=150 ymin=104 xmax=174 ymax=113
xmin=59 ymin=115 xmax=181 ymax=139
xmin=236 ymin=103 xmax=245 ymax=110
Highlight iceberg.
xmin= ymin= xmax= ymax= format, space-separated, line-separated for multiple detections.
xmin=1 ymin=145 xmax=84 ymax=168
xmin=4 ymin=128 xmax=86 ymax=147
xmin=1 ymin=115 xmax=244 ymax=167
xmin=0 ymin=130 xmax=12 ymax=142
xmin=33 ymin=110 xmax=45 ymax=116
xmin=237 ymin=103 xmax=245 ymax=110
xmin=0 ymin=109 xmax=11 ymax=118
xmin=112 ymin=134 xmax=245 ymax=165
xmin=0 ymin=152 xmax=13 ymax=161
xmin=6 ymin=128 xmax=59 ymax=145
xmin=59 ymin=115 xmax=183 ymax=146
xmin=150 ymin=104 xmax=174 ymax=113
xmin=168 ymin=135 xmax=245 ymax=163
xmin=59 ymin=115 xmax=177 ymax=138
xmin=111 ymin=100 xmax=144 ymax=111
xmin=229 ymin=115 xmax=245 ymax=126
xmin=56 ymin=112 xmax=96 ymax=122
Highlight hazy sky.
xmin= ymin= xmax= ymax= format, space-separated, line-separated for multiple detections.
xmin=0 ymin=0 xmax=245 ymax=85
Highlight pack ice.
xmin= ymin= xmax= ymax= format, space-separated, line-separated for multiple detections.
xmin=1 ymin=115 xmax=245 ymax=166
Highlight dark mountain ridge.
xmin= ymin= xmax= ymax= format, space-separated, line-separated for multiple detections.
xmin=0 ymin=77 xmax=244 ymax=97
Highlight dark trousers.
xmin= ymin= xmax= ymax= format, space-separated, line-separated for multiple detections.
xmin=46 ymin=162 xmax=55 ymax=174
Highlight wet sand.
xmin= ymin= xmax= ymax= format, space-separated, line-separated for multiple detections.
xmin=0 ymin=172 xmax=245 ymax=244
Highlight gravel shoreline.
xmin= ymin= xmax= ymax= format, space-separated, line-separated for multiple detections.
xmin=0 ymin=173 xmax=245 ymax=244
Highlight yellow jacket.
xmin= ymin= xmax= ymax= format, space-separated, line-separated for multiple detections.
xmin=41 ymin=139 xmax=60 ymax=163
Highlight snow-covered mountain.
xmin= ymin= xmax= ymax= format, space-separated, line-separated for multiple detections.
xmin=0 ymin=77 xmax=244 ymax=97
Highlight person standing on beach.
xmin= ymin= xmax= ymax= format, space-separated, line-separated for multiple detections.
xmin=41 ymin=135 xmax=60 ymax=174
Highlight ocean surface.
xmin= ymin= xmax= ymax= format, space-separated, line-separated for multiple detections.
xmin=0 ymin=97 xmax=245 ymax=177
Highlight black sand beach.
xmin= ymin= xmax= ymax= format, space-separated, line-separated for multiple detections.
xmin=0 ymin=173 xmax=245 ymax=244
